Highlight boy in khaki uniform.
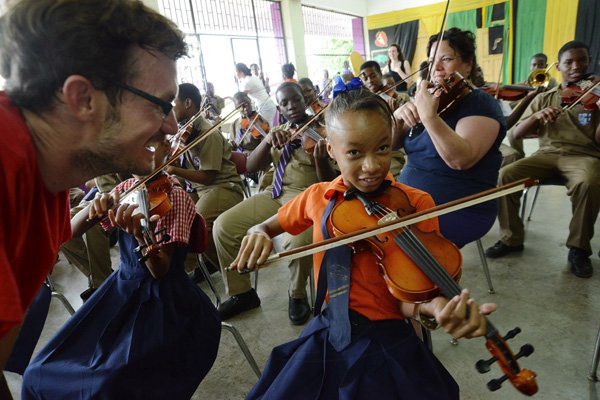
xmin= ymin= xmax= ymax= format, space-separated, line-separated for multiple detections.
xmin=61 ymin=173 xmax=121 ymax=300
xmin=213 ymin=82 xmax=337 ymax=324
xmin=167 ymin=83 xmax=244 ymax=270
xmin=486 ymin=41 xmax=600 ymax=279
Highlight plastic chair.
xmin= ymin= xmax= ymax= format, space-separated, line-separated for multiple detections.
xmin=188 ymin=214 xmax=262 ymax=378
xmin=520 ymin=176 xmax=567 ymax=222
xmin=590 ymin=323 xmax=600 ymax=382
xmin=229 ymin=151 xmax=252 ymax=198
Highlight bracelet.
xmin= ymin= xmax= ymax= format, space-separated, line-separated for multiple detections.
xmin=415 ymin=305 xmax=440 ymax=331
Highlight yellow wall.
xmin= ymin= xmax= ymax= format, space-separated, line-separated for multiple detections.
xmin=543 ymin=0 xmax=578 ymax=82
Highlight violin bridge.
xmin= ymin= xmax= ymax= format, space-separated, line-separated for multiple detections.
xmin=378 ymin=213 xmax=398 ymax=225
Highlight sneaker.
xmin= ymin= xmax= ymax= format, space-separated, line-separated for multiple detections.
xmin=218 ymin=289 xmax=261 ymax=320
xmin=568 ymin=248 xmax=593 ymax=278
xmin=288 ymin=296 xmax=311 ymax=325
xmin=485 ymin=241 xmax=524 ymax=258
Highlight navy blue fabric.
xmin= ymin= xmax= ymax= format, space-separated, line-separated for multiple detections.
xmin=22 ymin=232 xmax=221 ymax=400
xmin=246 ymin=310 xmax=458 ymax=400
xmin=4 ymin=284 xmax=51 ymax=375
xmin=399 ymin=89 xmax=506 ymax=247
xmin=316 ymin=194 xmax=353 ymax=351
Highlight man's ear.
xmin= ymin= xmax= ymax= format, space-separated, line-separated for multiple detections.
xmin=61 ymin=75 xmax=101 ymax=120
xmin=184 ymin=98 xmax=193 ymax=109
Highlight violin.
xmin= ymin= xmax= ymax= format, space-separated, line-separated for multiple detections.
xmin=560 ymin=75 xmax=600 ymax=110
xmin=170 ymin=124 xmax=193 ymax=157
xmin=480 ymin=83 xmax=536 ymax=101
xmin=290 ymin=121 xmax=327 ymax=154
xmin=329 ymin=182 xmax=537 ymax=396
xmin=240 ymin=112 xmax=270 ymax=139
xmin=126 ymin=173 xmax=173 ymax=262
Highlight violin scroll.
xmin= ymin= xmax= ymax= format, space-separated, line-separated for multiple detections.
xmin=477 ymin=326 xmax=538 ymax=396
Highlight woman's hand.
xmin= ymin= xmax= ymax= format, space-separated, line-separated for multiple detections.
xmin=230 ymin=231 xmax=273 ymax=272
xmin=413 ymin=80 xmax=441 ymax=123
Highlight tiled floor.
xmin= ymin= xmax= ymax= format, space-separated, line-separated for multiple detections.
xmin=6 ymin=145 xmax=600 ymax=400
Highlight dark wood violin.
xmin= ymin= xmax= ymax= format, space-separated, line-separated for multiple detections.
xmin=560 ymin=75 xmax=600 ymax=111
xmin=480 ymin=83 xmax=536 ymax=101
xmin=286 ymin=105 xmax=328 ymax=154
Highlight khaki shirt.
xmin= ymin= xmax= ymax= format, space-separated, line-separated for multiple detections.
xmin=514 ymin=87 xmax=600 ymax=158
xmin=95 ymin=174 xmax=121 ymax=193
xmin=181 ymin=116 xmax=244 ymax=193
xmin=267 ymin=121 xmax=336 ymax=195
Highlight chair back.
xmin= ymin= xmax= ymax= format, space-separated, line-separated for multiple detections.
xmin=188 ymin=213 xmax=209 ymax=255
xmin=229 ymin=151 xmax=248 ymax=175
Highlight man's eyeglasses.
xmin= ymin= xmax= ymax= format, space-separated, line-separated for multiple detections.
xmin=115 ymin=82 xmax=173 ymax=119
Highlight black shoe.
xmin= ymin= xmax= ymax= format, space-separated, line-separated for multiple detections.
xmin=80 ymin=287 xmax=97 ymax=302
xmin=218 ymin=289 xmax=261 ymax=320
xmin=485 ymin=241 xmax=524 ymax=258
xmin=568 ymin=248 xmax=593 ymax=278
xmin=288 ymin=296 xmax=311 ymax=325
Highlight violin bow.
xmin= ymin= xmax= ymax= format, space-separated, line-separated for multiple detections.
xmin=120 ymin=105 xmax=242 ymax=199
xmin=563 ymin=80 xmax=600 ymax=111
xmin=493 ymin=28 xmax=509 ymax=100
xmin=374 ymin=63 xmax=431 ymax=97
xmin=230 ymin=178 xmax=535 ymax=270
xmin=307 ymin=78 xmax=334 ymax=110
xmin=426 ymin=0 xmax=451 ymax=82
xmin=287 ymin=104 xmax=329 ymax=143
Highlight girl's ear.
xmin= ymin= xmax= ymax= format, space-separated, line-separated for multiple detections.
xmin=326 ymin=139 xmax=335 ymax=160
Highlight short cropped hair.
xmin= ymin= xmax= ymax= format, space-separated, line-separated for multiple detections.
xmin=281 ymin=63 xmax=296 ymax=79
xmin=0 ymin=0 xmax=187 ymax=112
xmin=177 ymin=83 xmax=201 ymax=109
xmin=558 ymin=41 xmax=590 ymax=61
xmin=325 ymin=89 xmax=392 ymax=129
xmin=360 ymin=61 xmax=382 ymax=74
xmin=531 ymin=53 xmax=548 ymax=62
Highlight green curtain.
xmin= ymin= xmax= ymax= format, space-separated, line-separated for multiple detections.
xmin=513 ymin=0 xmax=546 ymax=83
xmin=446 ymin=9 xmax=478 ymax=35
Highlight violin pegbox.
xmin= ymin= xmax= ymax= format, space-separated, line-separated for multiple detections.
xmin=476 ymin=326 xmax=538 ymax=396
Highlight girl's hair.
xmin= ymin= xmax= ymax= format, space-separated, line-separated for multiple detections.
xmin=427 ymin=28 xmax=477 ymax=79
xmin=235 ymin=63 xmax=252 ymax=76
xmin=325 ymin=89 xmax=393 ymax=129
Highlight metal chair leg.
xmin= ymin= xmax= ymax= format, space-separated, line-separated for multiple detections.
xmin=221 ymin=322 xmax=262 ymax=378
xmin=308 ymin=268 xmax=315 ymax=309
xmin=476 ymin=239 xmax=495 ymax=294
xmin=45 ymin=275 xmax=76 ymax=315
xmin=527 ymin=185 xmax=541 ymax=221
xmin=520 ymin=187 xmax=529 ymax=221
xmin=196 ymin=254 xmax=222 ymax=308
xmin=589 ymin=324 xmax=600 ymax=382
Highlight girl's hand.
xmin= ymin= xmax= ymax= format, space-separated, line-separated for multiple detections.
xmin=427 ymin=289 xmax=497 ymax=339
xmin=230 ymin=231 xmax=273 ymax=272
xmin=88 ymin=191 xmax=119 ymax=220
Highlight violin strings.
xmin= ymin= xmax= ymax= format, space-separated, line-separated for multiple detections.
xmin=370 ymin=202 xmax=462 ymax=298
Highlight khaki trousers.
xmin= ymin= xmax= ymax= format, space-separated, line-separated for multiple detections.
xmin=188 ymin=185 xmax=244 ymax=271
xmin=213 ymin=189 xmax=311 ymax=298
xmin=498 ymin=152 xmax=600 ymax=253
xmin=60 ymin=201 xmax=113 ymax=288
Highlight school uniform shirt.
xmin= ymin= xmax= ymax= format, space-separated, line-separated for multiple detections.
xmin=277 ymin=174 xmax=440 ymax=321
xmin=0 ymin=92 xmax=71 ymax=337
xmin=180 ymin=116 xmax=244 ymax=195
xmin=516 ymin=86 xmax=600 ymax=157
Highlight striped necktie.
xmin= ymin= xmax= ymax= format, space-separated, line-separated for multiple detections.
xmin=271 ymin=139 xmax=301 ymax=199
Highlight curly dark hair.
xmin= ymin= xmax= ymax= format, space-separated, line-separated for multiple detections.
xmin=427 ymin=28 xmax=477 ymax=79
xmin=0 ymin=0 xmax=187 ymax=112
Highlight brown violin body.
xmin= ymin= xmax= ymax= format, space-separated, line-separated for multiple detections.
xmin=241 ymin=112 xmax=270 ymax=139
xmin=431 ymin=72 xmax=474 ymax=116
xmin=145 ymin=174 xmax=173 ymax=218
xmin=329 ymin=185 xmax=461 ymax=303
xmin=561 ymin=75 xmax=600 ymax=110
xmin=480 ymin=83 xmax=536 ymax=101
xmin=289 ymin=122 xmax=327 ymax=154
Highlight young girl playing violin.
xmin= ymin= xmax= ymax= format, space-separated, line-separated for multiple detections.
xmin=230 ymin=90 xmax=496 ymax=399
xmin=23 ymin=140 xmax=221 ymax=399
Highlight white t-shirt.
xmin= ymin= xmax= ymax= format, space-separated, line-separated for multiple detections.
xmin=239 ymin=75 xmax=277 ymax=127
